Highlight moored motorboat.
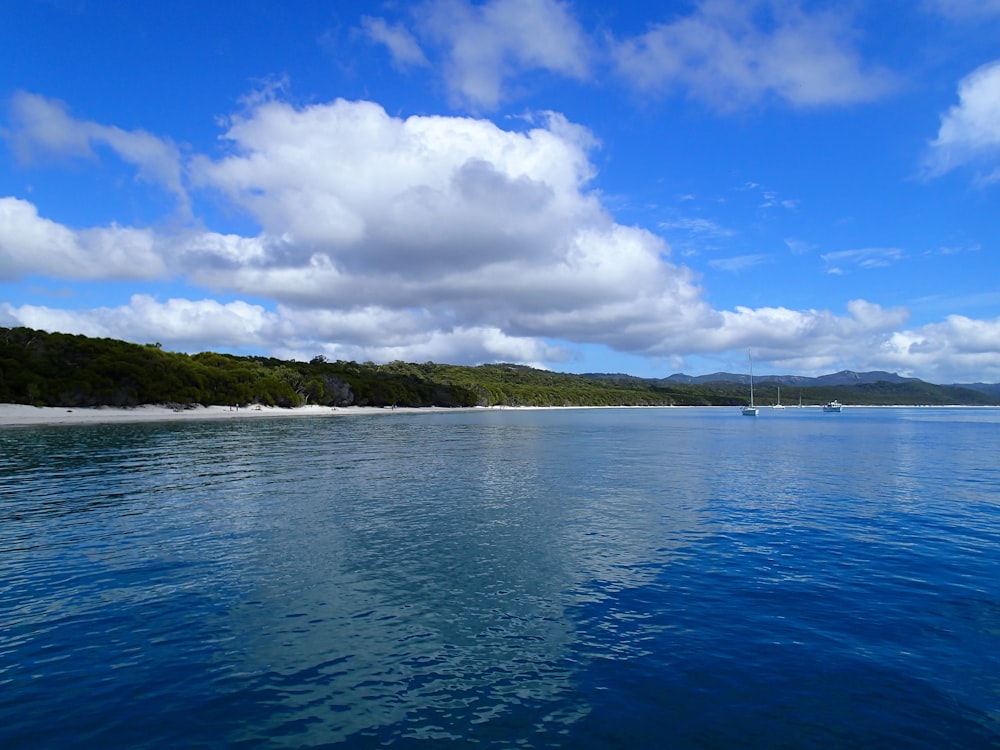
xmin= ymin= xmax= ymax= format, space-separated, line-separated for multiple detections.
xmin=823 ymin=400 xmax=843 ymax=412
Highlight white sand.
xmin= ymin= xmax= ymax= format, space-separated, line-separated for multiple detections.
xmin=0 ymin=402 xmax=481 ymax=427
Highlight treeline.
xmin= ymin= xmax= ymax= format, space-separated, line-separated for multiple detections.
xmin=0 ymin=327 xmax=677 ymax=408
xmin=0 ymin=327 xmax=477 ymax=408
xmin=1 ymin=326 xmax=997 ymax=409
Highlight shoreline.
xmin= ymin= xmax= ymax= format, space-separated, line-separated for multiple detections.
xmin=1 ymin=402 xmax=995 ymax=427
xmin=0 ymin=403 xmax=489 ymax=427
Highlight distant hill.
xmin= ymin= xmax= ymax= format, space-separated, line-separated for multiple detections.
xmin=663 ymin=370 xmax=922 ymax=387
xmin=952 ymin=382 xmax=1000 ymax=398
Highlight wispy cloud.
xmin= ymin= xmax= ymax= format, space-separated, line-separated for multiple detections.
xmin=4 ymin=91 xmax=190 ymax=215
xmin=928 ymin=241 xmax=981 ymax=256
xmin=760 ymin=190 xmax=798 ymax=209
xmin=709 ymin=253 xmax=771 ymax=272
xmin=659 ymin=217 xmax=734 ymax=238
xmin=784 ymin=237 xmax=816 ymax=255
xmin=910 ymin=289 xmax=1000 ymax=313
xmin=821 ymin=247 xmax=903 ymax=274
xmin=925 ymin=0 xmax=1000 ymax=19
xmin=737 ymin=181 xmax=799 ymax=209
xmin=611 ymin=0 xmax=898 ymax=110
xmin=361 ymin=16 xmax=429 ymax=68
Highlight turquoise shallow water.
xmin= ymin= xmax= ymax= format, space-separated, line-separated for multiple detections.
xmin=2 ymin=407 xmax=999 ymax=748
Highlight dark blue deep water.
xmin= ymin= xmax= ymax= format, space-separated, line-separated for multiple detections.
xmin=2 ymin=407 xmax=999 ymax=748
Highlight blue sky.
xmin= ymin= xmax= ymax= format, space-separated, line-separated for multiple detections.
xmin=2 ymin=0 xmax=999 ymax=382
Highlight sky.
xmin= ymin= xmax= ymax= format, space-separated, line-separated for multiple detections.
xmin=1 ymin=1 xmax=999 ymax=383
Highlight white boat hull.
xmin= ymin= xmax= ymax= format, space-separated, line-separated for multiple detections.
xmin=773 ymin=386 xmax=785 ymax=408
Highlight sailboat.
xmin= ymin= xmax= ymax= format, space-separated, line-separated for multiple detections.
xmin=772 ymin=385 xmax=785 ymax=409
xmin=742 ymin=350 xmax=758 ymax=416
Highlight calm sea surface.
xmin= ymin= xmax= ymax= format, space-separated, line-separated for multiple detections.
xmin=2 ymin=407 xmax=999 ymax=748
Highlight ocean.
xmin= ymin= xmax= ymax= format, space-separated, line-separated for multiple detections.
xmin=2 ymin=407 xmax=999 ymax=748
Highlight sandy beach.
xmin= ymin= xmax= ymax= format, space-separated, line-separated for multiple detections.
xmin=0 ymin=402 xmax=478 ymax=427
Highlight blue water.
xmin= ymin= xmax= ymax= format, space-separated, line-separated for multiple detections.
xmin=2 ymin=407 xmax=999 ymax=748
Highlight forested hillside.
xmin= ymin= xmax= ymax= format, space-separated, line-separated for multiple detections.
xmin=0 ymin=327 xmax=678 ymax=408
xmin=1 ymin=327 xmax=997 ymax=408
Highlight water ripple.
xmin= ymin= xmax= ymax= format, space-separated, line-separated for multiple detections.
xmin=2 ymin=408 xmax=999 ymax=747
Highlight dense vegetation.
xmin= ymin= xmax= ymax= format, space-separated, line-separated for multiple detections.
xmin=2 ymin=326 xmax=997 ymax=409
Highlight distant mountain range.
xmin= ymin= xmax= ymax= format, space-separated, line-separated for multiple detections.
xmin=659 ymin=369 xmax=1000 ymax=398
xmin=663 ymin=370 xmax=921 ymax=387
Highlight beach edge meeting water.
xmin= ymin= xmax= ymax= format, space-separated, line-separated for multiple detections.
xmin=5 ymin=401 xmax=1000 ymax=428
xmin=0 ymin=402 xmax=493 ymax=427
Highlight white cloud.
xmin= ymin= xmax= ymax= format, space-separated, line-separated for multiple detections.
xmin=0 ymin=295 xmax=566 ymax=367
xmin=631 ymin=298 xmax=912 ymax=364
xmin=7 ymin=91 xmax=1000 ymax=382
xmin=926 ymin=60 xmax=1000 ymax=182
xmin=0 ymin=292 xmax=897 ymax=371
xmin=272 ymin=314 xmax=567 ymax=368
xmin=0 ymin=197 xmax=165 ymax=280
xmin=0 ymin=295 xmax=280 ymax=350
xmin=188 ymin=99 xmax=603 ymax=278
xmin=879 ymin=314 xmax=1000 ymax=382
xmin=612 ymin=0 xmax=897 ymax=110
xmin=415 ymin=0 xmax=590 ymax=109
xmin=362 ymin=1 xmax=895 ymax=113
xmin=4 ymin=91 xmax=189 ymax=212
xmin=6 ymin=96 xmax=723 ymax=361
xmin=786 ymin=308 xmax=1000 ymax=383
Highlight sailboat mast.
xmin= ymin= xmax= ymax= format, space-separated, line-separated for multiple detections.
xmin=741 ymin=349 xmax=759 ymax=415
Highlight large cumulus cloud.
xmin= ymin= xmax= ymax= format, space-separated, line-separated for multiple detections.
xmin=180 ymin=97 xmax=721 ymax=353
xmin=4 ymin=92 xmax=1000 ymax=380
